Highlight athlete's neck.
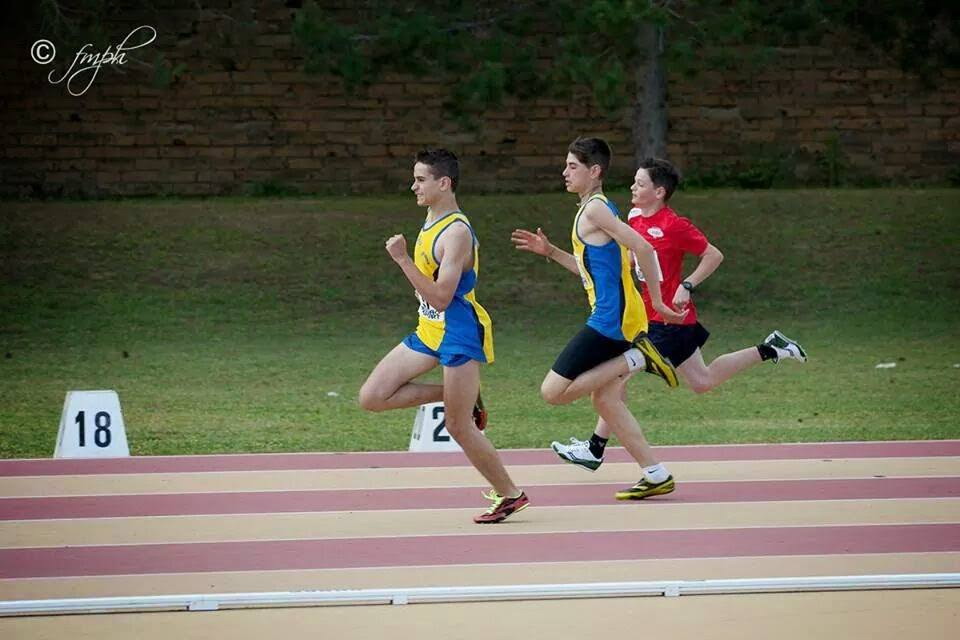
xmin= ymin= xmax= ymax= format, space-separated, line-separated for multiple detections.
xmin=577 ymin=185 xmax=604 ymax=205
xmin=426 ymin=197 xmax=460 ymax=222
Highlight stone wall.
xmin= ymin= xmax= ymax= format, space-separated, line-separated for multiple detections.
xmin=1 ymin=2 xmax=957 ymax=198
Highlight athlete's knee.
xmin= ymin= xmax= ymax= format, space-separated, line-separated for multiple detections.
xmin=357 ymin=382 xmax=387 ymax=412
xmin=444 ymin=415 xmax=473 ymax=440
xmin=591 ymin=387 xmax=620 ymax=412
xmin=686 ymin=377 xmax=715 ymax=394
xmin=541 ymin=383 xmax=569 ymax=406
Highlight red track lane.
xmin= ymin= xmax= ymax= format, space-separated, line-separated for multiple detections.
xmin=2 ymin=441 xmax=958 ymax=477
xmin=1 ymin=524 xmax=957 ymax=579
xmin=3 ymin=477 xmax=958 ymax=521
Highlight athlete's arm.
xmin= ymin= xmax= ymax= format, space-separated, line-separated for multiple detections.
xmin=673 ymin=243 xmax=723 ymax=309
xmin=583 ymin=203 xmax=688 ymax=324
xmin=385 ymin=225 xmax=471 ymax=312
xmin=511 ymin=227 xmax=579 ymax=275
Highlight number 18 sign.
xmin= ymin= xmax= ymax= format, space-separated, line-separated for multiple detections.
xmin=54 ymin=390 xmax=130 ymax=458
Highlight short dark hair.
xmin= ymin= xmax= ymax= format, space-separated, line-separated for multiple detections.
xmin=639 ymin=157 xmax=680 ymax=201
xmin=568 ymin=137 xmax=611 ymax=178
xmin=415 ymin=148 xmax=459 ymax=192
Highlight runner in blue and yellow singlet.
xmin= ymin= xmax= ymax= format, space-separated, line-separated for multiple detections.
xmin=570 ymin=192 xmax=647 ymax=343
xmin=409 ymin=210 xmax=494 ymax=366
xmin=511 ymin=137 xmax=686 ymax=502
xmin=359 ymin=148 xmax=527 ymax=524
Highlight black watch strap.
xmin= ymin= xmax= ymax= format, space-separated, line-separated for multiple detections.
xmin=681 ymin=280 xmax=695 ymax=292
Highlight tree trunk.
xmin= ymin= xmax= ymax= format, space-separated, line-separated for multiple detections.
xmin=633 ymin=21 xmax=668 ymax=165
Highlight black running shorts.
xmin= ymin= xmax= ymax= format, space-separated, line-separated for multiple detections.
xmin=647 ymin=321 xmax=710 ymax=367
xmin=551 ymin=325 xmax=633 ymax=381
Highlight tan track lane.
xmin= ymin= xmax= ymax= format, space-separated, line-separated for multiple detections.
xmin=3 ymin=553 xmax=958 ymax=601
xmin=3 ymin=589 xmax=957 ymax=639
xmin=3 ymin=457 xmax=958 ymax=496
xmin=2 ymin=498 xmax=958 ymax=548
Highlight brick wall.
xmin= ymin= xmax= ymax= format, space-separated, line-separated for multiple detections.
xmin=1 ymin=3 xmax=957 ymax=198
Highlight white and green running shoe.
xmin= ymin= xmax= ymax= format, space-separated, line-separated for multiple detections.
xmin=763 ymin=330 xmax=808 ymax=363
xmin=551 ymin=437 xmax=603 ymax=472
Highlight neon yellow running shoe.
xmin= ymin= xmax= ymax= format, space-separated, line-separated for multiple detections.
xmin=615 ymin=475 xmax=676 ymax=500
xmin=633 ymin=333 xmax=679 ymax=388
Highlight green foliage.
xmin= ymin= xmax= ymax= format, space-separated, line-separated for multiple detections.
xmin=294 ymin=1 xmax=555 ymax=121
xmin=292 ymin=0 xmax=957 ymax=123
xmin=292 ymin=1 xmax=660 ymax=121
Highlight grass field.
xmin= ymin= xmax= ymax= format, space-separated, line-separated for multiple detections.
xmin=2 ymin=188 xmax=958 ymax=457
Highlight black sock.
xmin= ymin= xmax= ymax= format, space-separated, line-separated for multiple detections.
xmin=588 ymin=434 xmax=608 ymax=459
xmin=757 ymin=344 xmax=777 ymax=361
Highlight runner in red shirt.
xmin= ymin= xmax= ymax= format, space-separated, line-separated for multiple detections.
xmin=543 ymin=158 xmax=808 ymax=481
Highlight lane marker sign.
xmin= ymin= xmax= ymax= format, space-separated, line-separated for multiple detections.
xmin=54 ymin=390 xmax=130 ymax=458
xmin=409 ymin=402 xmax=463 ymax=452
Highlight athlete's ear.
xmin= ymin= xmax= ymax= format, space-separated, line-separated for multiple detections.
xmin=439 ymin=176 xmax=452 ymax=192
xmin=589 ymin=164 xmax=603 ymax=180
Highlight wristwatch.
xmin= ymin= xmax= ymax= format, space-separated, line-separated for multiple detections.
xmin=681 ymin=280 xmax=695 ymax=292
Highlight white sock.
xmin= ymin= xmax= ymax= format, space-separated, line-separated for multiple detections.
xmin=644 ymin=463 xmax=670 ymax=484
xmin=623 ymin=348 xmax=646 ymax=372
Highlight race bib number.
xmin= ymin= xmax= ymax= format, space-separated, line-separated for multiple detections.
xmin=633 ymin=250 xmax=663 ymax=282
xmin=575 ymin=255 xmax=592 ymax=291
xmin=416 ymin=291 xmax=445 ymax=322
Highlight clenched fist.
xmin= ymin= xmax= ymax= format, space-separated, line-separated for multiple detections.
xmin=672 ymin=286 xmax=691 ymax=311
xmin=385 ymin=234 xmax=408 ymax=263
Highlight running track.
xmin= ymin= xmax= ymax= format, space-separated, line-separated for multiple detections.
xmin=2 ymin=441 xmax=959 ymax=604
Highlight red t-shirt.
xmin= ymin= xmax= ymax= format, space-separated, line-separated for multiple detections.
xmin=628 ymin=205 xmax=709 ymax=325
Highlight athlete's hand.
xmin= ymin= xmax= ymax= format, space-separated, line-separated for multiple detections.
xmin=511 ymin=227 xmax=552 ymax=257
xmin=385 ymin=234 xmax=408 ymax=263
xmin=672 ymin=286 xmax=691 ymax=310
xmin=654 ymin=302 xmax=689 ymax=325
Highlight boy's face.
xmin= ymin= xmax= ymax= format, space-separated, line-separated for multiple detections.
xmin=411 ymin=162 xmax=448 ymax=207
xmin=630 ymin=168 xmax=664 ymax=208
xmin=562 ymin=152 xmax=599 ymax=194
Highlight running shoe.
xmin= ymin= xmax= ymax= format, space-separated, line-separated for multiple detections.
xmin=633 ymin=332 xmax=679 ymax=387
xmin=473 ymin=490 xmax=529 ymax=524
xmin=763 ymin=330 xmax=808 ymax=363
xmin=551 ymin=437 xmax=603 ymax=471
xmin=472 ymin=392 xmax=488 ymax=431
xmin=615 ymin=475 xmax=676 ymax=500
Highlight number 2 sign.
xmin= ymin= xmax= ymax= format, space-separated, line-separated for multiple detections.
xmin=408 ymin=402 xmax=472 ymax=452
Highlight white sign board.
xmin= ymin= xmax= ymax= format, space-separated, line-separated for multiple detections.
xmin=54 ymin=390 xmax=130 ymax=458
xmin=409 ymin=402 xmax=463 ymax=452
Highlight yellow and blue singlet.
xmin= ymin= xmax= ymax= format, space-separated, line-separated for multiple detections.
xmin=412 ymin=211 xmax=494 ymax=363
xmin=571 ymin=194 xmax=647 ymax=342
